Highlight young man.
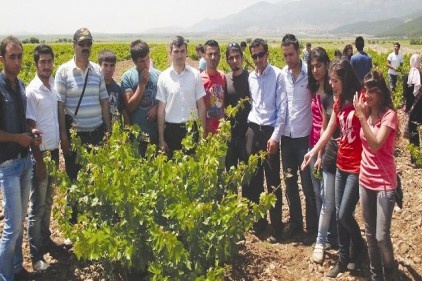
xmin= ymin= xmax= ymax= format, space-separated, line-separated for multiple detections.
xmin=303 ymin=42 xmax=312 ymax=63
xmin=280 ymin=34 xmax=317 ymax=240
xmin=55 ymin=27 xmax=111 ymax=182
xmin=98 ymin=49 xmax=129 ymax=127
xmin=121 ymin=40 xmax=161 ymax=156
xmin=387 ymin=42 xmax=403 ymax=92
xmin=195 ymin=44 xmax=207 ymax=73
xmin=224 ymin=42 xmax=250 ymax=170
xmin=156 ymin=35 xmax=206 ymax=158
xmin=246 ymin=38 xmax=286 ymax=243
xmin=26 ymin=44 xmax=65 ymax=272
xmin=201 ymin=40 xmax=226 ymax=135
xmin=350 ymin=36 xmax=372 ymax=82
xmin=0 ymin=35 xmax=42 ymax=281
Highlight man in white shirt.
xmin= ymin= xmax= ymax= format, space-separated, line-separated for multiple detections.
xmin=280 ymin=34 xmax=317 ymax=240
xmin=26 ymin=44 xmax=64 ymax=272
xmin=387 ymin=42 xmax=403 ymax=92
xmin=156 ymin=35 xmax=207 ymax=158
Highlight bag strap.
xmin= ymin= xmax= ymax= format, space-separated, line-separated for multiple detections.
xmin=74 ymin=67 xmax=90 ymax=116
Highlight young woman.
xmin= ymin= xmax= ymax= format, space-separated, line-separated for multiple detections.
xmin=306 ymin=47 xmax=337 ymax=264
xmin=404 ymin=54 xmax=422 ymax=163
xmin=354 ymin=70 xmax=398 ymax=281
xmin=302 ymin=59 xmax=366 ymax=277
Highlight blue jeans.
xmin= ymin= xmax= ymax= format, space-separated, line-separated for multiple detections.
xmin=28 ymin=149 xmax=59 ymax=262
xmin=335 ymin=169 xmax=365 ymax=265
xmin=360 ymin=186 xmax=396 ymax=281
xmin=316 ymin=169 xmax=337 ymax=245
xmin=282 ymin=136 xmax=317 ymax=231
xmin=0 ymin=155 xmax=32 ymax=281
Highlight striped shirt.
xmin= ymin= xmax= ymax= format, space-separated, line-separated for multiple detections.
xmin=55 ymin=58 xmax=108 ymax=132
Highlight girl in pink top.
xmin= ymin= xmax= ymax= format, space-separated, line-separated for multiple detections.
xmin=354 ymin=70 xmax=398 ymax=280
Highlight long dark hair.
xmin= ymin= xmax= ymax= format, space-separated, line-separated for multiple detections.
xmin=363 ymin=70 xmax=395 ymax=113
xmin=307 ymin=47 xmax=331 ymax=94
xmin=329 ymin=59 xmax=362 ymax=108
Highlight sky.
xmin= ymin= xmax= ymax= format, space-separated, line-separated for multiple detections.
xmin=0 ymin=0 xmax=281 ymax=35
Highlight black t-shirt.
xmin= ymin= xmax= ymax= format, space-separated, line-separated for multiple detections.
xmin=225 ymin=70 xmax=251 ymax=137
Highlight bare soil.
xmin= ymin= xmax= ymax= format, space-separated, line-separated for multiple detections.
xmin=1 ymin=60 xmax=420 ymax=281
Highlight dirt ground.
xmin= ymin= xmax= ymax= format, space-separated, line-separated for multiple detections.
xmin=0 ymin=59 xmax=421 ymax=281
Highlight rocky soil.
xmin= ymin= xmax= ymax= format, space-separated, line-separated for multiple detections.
xmin=1 ymin=59 xmax=420 ymax=281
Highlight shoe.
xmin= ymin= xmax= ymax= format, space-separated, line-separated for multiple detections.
xmin=326 ymin=262 xmax=346 ymax=278
xmin=33 ymin=260 xmax=50 ymax=271
xmin=282 ymin=223 xmax=303 ymax=240
xmin=64 ymin=238 xmax=73 ymax=249
xmin=44 ymin=238 xmax=66 ymax=253
xmin=312 ymin=243 xmax=325 ymax=264
xmin=14 ymin=268 xmax=31 ymax=281
xmin=266 ymin=234 xmax=282 ymax=244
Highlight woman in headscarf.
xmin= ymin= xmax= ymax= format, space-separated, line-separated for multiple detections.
xmin=403 ymin=54 xmax=422 ymax=163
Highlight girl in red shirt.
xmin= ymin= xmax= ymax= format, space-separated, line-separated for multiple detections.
xmin=302 ymin=59 xmax=365 ymax=277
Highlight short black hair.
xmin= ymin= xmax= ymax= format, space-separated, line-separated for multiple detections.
xmin=282 ymin=34 xmax=300 ymax=51
xmin=170 ymin=35 xmax=187 ymax=52
xmin=130 ymin=40 xmax=149 ymax=61
xmin=34 ymin=44 xmax=54 ymax=64
xmin=98 ymin=49 xmax=116 ymax=65
xmin=355 ymin=36 xmax=364 ymax=51
xmin=249 ymin=38 xmax=268 ymax=53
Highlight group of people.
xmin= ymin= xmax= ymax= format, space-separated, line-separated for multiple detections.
xmin=0 ymin=28 xmax=415 ymax=281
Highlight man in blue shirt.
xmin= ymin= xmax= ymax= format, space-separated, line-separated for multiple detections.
xmin=245 ymin=38 xmax=286 ymax=243
xmin=350 ymin=36 xmax=372 ymax=82
xmin=121 ymin=40 xmax=161 ymax=157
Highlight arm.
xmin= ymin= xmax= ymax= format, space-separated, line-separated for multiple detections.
xmin=354 ymin=93 xmax=392 ymax=153
xmin=302 ymin=111 xmax=337 ymax=169
xmin=0 ymin=130 xmax=35 ymax=148
xmin=100 ymin=98 xmax=111 ymax=133
xmin=124 ymin=68 xmax=150 ymax=113
xmin=197 ymin=97 xmax=207 ymax=137
xmin=157 ymin=101 xmax=167 ymax=152
xmin=27 ymin=119 xmax=46 ymax=179
xmin=58 ymin=101 xmax=71 ymax=156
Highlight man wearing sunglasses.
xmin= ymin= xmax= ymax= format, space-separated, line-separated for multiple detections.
xmin=280 ymin=33 xmax=317 ymax=241
xmin=245 ymin=38 xmax=286 ymax=243
xmin=55 ymin=27 xmax=111 ymax=225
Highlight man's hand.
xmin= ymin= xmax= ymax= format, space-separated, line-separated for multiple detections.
xmin=159 ymin=139 xmax=168 ymax=154
xmin=146 ymin=104 xmax=158 ymax=122
xmin=266 ymin=139 xmax=279 ymax=155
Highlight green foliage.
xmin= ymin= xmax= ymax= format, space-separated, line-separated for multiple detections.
xmin=408 ymin=143 xmax=422 ymax=167
xmin=54 ymin=108 xmax=274 ymax=280
xmin=410 ymin=39 xmax=422 ymax=45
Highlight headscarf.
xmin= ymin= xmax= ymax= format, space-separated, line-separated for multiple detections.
xmin=407 ymin=54 xmax=421 ymax=96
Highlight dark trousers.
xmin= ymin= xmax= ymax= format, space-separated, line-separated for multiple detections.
xmin=164 ymin=122 xmax=198 ymax=158
xmin=225 ymin=135 xmax=248 ymax=170
xmin=244 ymin=124 xmax=282 ymax=235
xmin=64 ymin=125 xmax=104 ymax=223
xmin=281 ymin=135 xmax=317 ymax=232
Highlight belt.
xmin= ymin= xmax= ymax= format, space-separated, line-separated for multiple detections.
xmin=248 ymin=122 xmax=273 ymax=132
xmin=166 ymin=122 xmax=187 ymax=129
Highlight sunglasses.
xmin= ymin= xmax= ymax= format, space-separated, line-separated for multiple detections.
xmin=251 ymin=51 xmax=266 ymax=60
xmin=77 ymin=41 xmax=92 ymax=47
xmin=228 ymin=42 xmax=240 ymax=48
xmin=364 ymin=76 xmax=378 ymax=88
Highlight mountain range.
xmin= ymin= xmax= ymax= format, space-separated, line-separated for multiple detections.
xmin=145 ymin=0 xmax=422 ymax=37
